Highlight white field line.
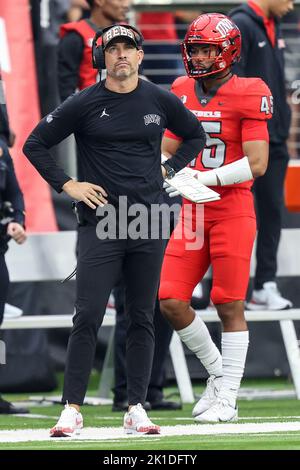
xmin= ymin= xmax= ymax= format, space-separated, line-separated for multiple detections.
xmin=11 ymin=414 xmax=300 ymax=422
xmin=14 ymin=414 xmax=60 ymax=419
xmin=92 ymin=416 xmax=300 ymax=421
xmin=1 ymin=422 xmax=300 ymax=443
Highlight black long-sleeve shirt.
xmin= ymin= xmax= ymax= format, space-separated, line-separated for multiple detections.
xmin=0 ymin=140 xmax=25 ymax=227
xmin=23 ymin=79 xmax=206 ymax=223
xmin=58 ymin=31 xmax=86 ymax=101
xmin=0 ymin=75 xmax=25 ymax=231
xmin=58 ymin=20 xmax=99 ymax=101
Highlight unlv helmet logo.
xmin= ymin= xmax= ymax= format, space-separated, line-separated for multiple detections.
xmin=215 ymin=18 xmax=235 ymax=36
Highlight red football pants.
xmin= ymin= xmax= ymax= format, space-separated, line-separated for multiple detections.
xmin=159 ymin=215 xmax=256 ymax=304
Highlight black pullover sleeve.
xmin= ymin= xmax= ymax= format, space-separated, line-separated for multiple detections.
xmin=22 ymin=94 xmax=80 ymax=193
xmin=2 ymin=145 xmax=25 ymax=225
xmin=163 ymin=91 xmax=206 ymax=172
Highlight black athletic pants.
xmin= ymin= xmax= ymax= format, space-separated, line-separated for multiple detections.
xmin=253 ymin=143 xmax=289 ymax=289
xmin=62 ymin=225 xmax=165 ymax=406
xmin=112 ymin=199 xmax=180 ymax=404
xmin=113 ymin=279 xmax=173 ymax=404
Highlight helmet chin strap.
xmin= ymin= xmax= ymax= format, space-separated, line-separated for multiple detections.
xmin=198 ymin=67 xmax=232 ymax=81
xmin=196 ymin=68 xmax=232 ymax=91
xmin=213 ymin=69 xmax=233 ymax=81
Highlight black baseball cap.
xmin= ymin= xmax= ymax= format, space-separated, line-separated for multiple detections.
xmin=102 ymin=24 xmax=143 ymax=51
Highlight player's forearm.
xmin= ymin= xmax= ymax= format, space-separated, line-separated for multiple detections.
xmin=194 ymin=156 xmax=254 ymax=186
xmin=243 ymin=140 xmax=269 ymax=177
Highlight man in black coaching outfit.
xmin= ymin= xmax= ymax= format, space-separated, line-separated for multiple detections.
xmin=23 ymin=24 xmax=206 ymax=436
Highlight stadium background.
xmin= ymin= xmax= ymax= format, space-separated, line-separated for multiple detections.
xmin=0 ymin=0 xmax=300 ymax=394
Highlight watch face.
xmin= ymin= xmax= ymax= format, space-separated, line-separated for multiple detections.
xmin=163 ymin=162 xmax=175 ymax=179
xmin=168 ymin=166 xmax=176 ymax=179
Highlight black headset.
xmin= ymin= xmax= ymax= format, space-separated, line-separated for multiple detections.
xmin=92 ymin=24 xmax=144 ymax=70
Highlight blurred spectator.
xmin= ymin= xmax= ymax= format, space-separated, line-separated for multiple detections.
xmin=0 ymin=72 xmax=28 ymax=414
xmin=282 ymin=10 xmax=300 ymax=159
xmin=29 ymin=1 xmax=72 ymax=175
xmin=137 ymin=12 xmax=183 ymax=86
xmin=67 ymin=0 xmax=90 ymax=22
xmin=39 ymin=0 xmax=71 ymax=116
xmin=175 ymin=10 xmax=203 ymax=40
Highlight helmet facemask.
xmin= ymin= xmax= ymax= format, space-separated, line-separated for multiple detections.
xmin=183 ymin=42 xmax=228 ymax=78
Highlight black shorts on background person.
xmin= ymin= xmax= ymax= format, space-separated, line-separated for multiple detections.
xmin=23 ymin=24 xmax=206 ymax=436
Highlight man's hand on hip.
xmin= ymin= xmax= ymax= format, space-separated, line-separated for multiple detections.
xmin=62 ymin=180 xmax=108 ymax=209
xmin=161 ymin=165 xmax=167 ymax=178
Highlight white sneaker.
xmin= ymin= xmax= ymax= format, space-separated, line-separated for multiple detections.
xmin=194 ymin=398 xmax=238 ymax=423
xmin=124 ymin=403 xmax=160 ymax=435
xmin=192 ymin=375 xmax=222 ymax=417
xmin=50 ymin=404 xmax=83 ymax=437
xmin=246 ymin=282 xmax=293 ymax=311
xmin=4 ymin=304 xmax=23 ymax=319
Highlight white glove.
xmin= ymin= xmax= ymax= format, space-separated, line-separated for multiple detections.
xmin=164 ymin=168 xmax=220 ymax=203
xmin=163 ymin=167 xmax=199 ymax=198
xmin=163 ymin=180 xmax=180 ymax=197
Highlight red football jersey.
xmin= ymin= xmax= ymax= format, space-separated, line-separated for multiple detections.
xmin=165 ymin=74 xmax=272 ymax=219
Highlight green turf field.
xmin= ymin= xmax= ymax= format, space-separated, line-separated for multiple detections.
xmin=0 ymin=375 xmax=300 ymax=450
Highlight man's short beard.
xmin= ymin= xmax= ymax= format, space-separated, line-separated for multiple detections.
xmin=115 ymin=70 xmax=131 ymax=80
xmin=109 ymin=65 xmax=136 ymax=80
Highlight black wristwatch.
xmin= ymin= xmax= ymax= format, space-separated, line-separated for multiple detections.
xmin=161 ymin=161 xmax=176 ymax=179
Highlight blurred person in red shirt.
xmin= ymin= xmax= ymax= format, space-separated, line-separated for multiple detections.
xmin=137 ymin=11 xmax=183 ymax=86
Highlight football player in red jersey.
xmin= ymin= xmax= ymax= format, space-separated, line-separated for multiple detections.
xmin=159 ymin=13 xmax=273 ymax=423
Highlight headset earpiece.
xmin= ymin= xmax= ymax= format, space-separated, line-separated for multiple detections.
xmin=92 ymin=29 xmax=105 ymax=70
